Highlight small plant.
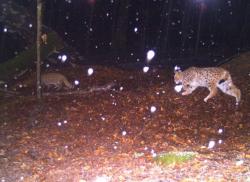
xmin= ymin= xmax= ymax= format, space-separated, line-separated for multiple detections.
xmin=154 ymin=151 xmax=197 ymax=166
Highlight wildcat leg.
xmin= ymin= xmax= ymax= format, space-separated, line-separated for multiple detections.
xmin=204 ymin=86 xmax=218 ymax=102
xmin=182 ymin=85 xmax=197 ymax=95
xmin=56 ymin=84 xmax=62 ymax=91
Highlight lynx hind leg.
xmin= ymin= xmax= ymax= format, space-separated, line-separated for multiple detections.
xmin=54 ymin=82 xmax=63 ymax=91
xmin=182 ymin=85 xmax=197 ymax=95
xmin=218 ymin=81 xmax=241 ymax=105
xmin=204 ymin=86 xmax=218 ymax=102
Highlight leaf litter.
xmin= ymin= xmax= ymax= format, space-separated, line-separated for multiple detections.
xmin=0 ymin=61 xmax=249 ymax=181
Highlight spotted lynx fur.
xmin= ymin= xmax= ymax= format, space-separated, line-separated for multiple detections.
xmin=174 ymin=67 xmax=241 ymax=105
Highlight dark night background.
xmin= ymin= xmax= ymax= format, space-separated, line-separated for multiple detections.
xmin=0 ymin=1 xmax=250 ymax=181
xmin=1 ymin=0 xmax=250 ymax=66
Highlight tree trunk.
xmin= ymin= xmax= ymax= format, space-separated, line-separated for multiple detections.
xmin=36 ymin=0 xmax=42 ymax=99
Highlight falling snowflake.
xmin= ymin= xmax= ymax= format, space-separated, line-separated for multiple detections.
xmin=236 ymin=159 xmax=244 ymax=166
xmin=218 ymin=128 xmax=223 ymax=134
xmin=174 ymin=85 xmax=183 ymax=93
xmin=151 ymin=149 xmax=157 ymax=157
xmin=61 ymin=55 xmax=67 ymax=62
xmin=87 ymin=68 xmax=94 ymax=76
xmin=94 ymin=175 xmax=111 ymax=182
xmin=150 ymin=106 xmax=157 ymax=113
xmin=122 ymin=131 xmax=127 ymax=136
xmin=143 ymin=66 xmax=149 ymax=73
xmin=208 ymin=140 xmax=216 ymax=149
xmin=147 ymin=50 xmax=155 ymax=61
xmin=174 ymin=65 xmax=181 ymax=71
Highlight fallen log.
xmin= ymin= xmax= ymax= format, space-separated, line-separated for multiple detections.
xmin=42 ymin=82 xmax=116 ymax=96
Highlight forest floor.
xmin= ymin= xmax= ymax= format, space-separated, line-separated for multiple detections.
xmin=0 ymin=53 xmax=250 ymax=182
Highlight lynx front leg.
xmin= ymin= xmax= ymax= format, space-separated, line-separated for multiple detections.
xmin=204 ymin=86 xmax=218 ymax=102
xmin=182 ymin=85 xmax=197 ymax=95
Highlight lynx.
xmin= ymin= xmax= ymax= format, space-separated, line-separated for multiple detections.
xmin=41 ymin=73 xmax=73 ymax=90
xmin=174 ymin=67 xmax=241 ymax=105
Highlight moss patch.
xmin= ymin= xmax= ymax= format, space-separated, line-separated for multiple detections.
xmin=154 ymin=151 xmax=197 ymax=166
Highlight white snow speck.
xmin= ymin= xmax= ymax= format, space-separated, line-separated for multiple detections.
xmin=174 ymin=65 xmax=181 ymax=71
xmin=61 ymin=55 xmax=67 ymax=62
xmin=152 ymin=153 xmax=157 ymax=157
xmin=119 ymin=86 xmax=124 ymax=91
xmin=151 ymin=149 xmax=157 ymax=157
xmin=143 ymin=66 xmax=149 ymax=73
xmin=218 ymin=139 xmax=223 ymax=144
xmin=208 ymin=140 xmax=216 ymax=149
xmin=174 ymin=85 xmax=183 ymax=93
xmin=87 ymin=68 xmax=94 ymax=76
xmin=57 ymin=122 xmax=62 ymax=126
xmin=3 ymin=28 xmax=7 ymax=32
xmin=63 ymin=120 xmax=67 ymax=124
xmin=150 ymin=106 xmax=157 ymax=113
xmin=74 ymin=80 xmax=80 ymax=85
xmin=122 ymin=131 xmax=127 ymax=136
xmin=94 ymin=175 xmax=111 ymax=182
xmin=218 ymin=128 xmax=223 ymax=134
xmin=236 ymin=160 xmax=244 ymax=166
xmin=134 ymin=27 xmax=138 ymax=32
xmin=4 ymin=84 xmax=8 ymax=88
xmin=147 ymin=50 xmax=155 ymax=61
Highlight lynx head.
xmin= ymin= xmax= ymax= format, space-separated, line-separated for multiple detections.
xmin=174 ymin=70 xmax=183 ymax=84
xmin=174 ymin=66 xmax=183 ymax=84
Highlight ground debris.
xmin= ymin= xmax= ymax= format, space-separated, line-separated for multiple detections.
xmin=0 ymin=63 xmax=249 ymax=181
